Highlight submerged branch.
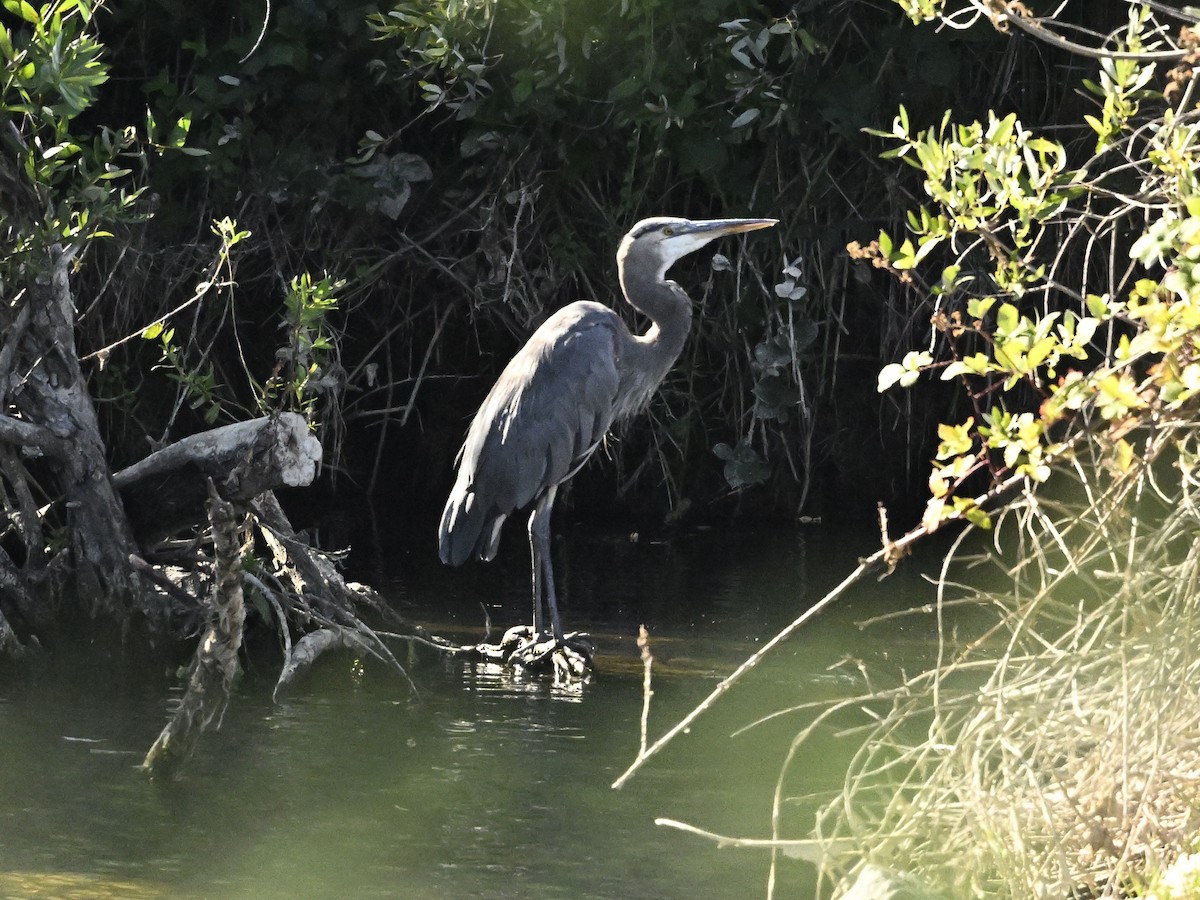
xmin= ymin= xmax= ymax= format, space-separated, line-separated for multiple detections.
xmin=273 ymin=626 xmax=375 ymax=698
xmin=142 ymin=481 xmax=246 ymax=779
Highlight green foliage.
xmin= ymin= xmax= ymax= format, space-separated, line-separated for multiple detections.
xmin=1079 ymin=7 xmax=1158 ymax=151
xmin=367 ymin=0 xmax=810 ymax=198
xmin=142 ymin=319 xmax=223 ymax=425
xmin=713 ymin=437 xmax=770 ymax=488
xmin=812 ymin=7 xmax=1200 ymax=894
xmin=859 ymin=3 xmax=1200 ymax=530
xmin=139 ymin=218 xmax=251 ymax=426
xmin=265 ymin=271 xmax=346 ymax=424
xmin=0 ymin=0 xmax=145 ymax=254
xmin=56 ymin=0 xmax=1014 ymax=516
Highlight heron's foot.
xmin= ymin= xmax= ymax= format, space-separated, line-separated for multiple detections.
xmin=474 ymin=626 xmax=594 ymax=683
xmin=509 ymin=631 xmax=594 ymax=683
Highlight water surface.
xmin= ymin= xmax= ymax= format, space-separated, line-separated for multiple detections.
xmin=0 ymin=526 xmax=945 ymax=898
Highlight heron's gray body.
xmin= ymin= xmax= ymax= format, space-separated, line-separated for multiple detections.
xmin=438 ymin=215 xmax=775 ymax=649
xmin=439 ymin=302 xmax=628 ymax=567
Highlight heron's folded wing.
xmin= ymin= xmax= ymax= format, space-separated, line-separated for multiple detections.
xmin=472 ymin=304 xmax=622 ymax=513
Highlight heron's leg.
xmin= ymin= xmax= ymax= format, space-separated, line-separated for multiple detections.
xmin=527 ymin=484 xmax=563 ymax=642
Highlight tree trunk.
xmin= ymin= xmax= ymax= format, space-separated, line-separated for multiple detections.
xmin=1 ymin=244 xmax=148 ymax=625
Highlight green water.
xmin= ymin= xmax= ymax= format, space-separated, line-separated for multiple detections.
xmin=0 ymin=527 xmax=944 ymax=899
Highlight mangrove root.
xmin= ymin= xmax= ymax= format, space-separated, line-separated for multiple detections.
xmin=142 ymin=481 xmax=246 ymax=779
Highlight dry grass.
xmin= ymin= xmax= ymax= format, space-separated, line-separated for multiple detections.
xmin=790 ymin=436 xmax=1200 ymax=898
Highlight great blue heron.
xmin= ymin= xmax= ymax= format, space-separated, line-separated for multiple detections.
xmin=439 ymin=215 xmax=777 ymax=677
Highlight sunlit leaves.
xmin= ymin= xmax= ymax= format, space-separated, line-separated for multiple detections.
xmin=869 ymin=108 xmax=1070 ymax=248
xmin=936 ymin=418 xmax=974 ymax=460
xmin=860 ymin=3 xmax=1200 ymax=533
xmin=263 ymin=271 xmax=347 ymax=422
xmin=1 ymin=0 xmax=145 ymax=252
xmin=878 ymin=350 xmax=933 ymax=392
xmin=1080 ymin=8 xmax=1158 ymax=152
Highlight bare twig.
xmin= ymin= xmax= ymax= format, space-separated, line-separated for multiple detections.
xmin=970 ymin=0 xmax=1189 ymax=61
xmin=611 ymin=452 xmax=1073 ymax=790
xmin=654 ymin=818 xmax=853 ymax=863
xmin=637 ymin=625 xmax=654 ymax=757
xmin=238 ymin=0 xmax=271 ymax=63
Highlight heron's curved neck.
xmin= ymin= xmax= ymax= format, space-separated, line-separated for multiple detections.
xmin=612 ymin=261 xmax=693 ymax=417
xmin=618 ymin=263 xmax=692 ymax=358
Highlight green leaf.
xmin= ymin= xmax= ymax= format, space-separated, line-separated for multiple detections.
xmin=1086 ymin=294 xmax=1110 ymax=318
xmin=877 ymin=362 xmax=906 ymax=392
xmin=1026 ymin=335 xmax=1057 ymax=370
xmin=936 ymin=419 xmax=975 ymax=457
xmin=967 ymin=296 xmax=996 ymax=319
xmin=3 ymin=0 xmax=39 ymax=24
xmin=713 ymin=439 xmax=770 ymax=489
xmin=961 ymin=502 xmax=993 ymax=529
xmin=996 ymin=302 xmax=1019 ymax=335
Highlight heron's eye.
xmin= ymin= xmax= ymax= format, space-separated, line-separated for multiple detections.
xmin=662 ymin=226 xmax=675 ymax=236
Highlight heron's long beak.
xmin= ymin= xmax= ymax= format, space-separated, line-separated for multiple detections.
xmin=686 ymin=217 xmax=778 ymax=236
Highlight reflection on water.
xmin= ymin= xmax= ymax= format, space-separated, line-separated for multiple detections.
xmin=0 ymin=526 xmax=945 ymax=899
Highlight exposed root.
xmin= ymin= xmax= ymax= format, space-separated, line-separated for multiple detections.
xmin=142 ymin=481 xmax=246 ymax=780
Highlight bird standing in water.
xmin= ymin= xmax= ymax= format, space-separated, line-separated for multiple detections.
xmin=439 ymin=215 xmax=777 ymax=680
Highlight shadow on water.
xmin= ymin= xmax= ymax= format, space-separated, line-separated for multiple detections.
xmin=0 ymin=525 xmax=949 ymax=898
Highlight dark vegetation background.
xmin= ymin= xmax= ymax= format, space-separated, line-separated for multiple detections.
xmin=68 ymin=0 xmax=1120 ymax=546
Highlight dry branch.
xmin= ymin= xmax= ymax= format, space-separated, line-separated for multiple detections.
xmin=142 ymin=481 xmax=247 ymax=779
xmin=0 ymin=413 xmax=70 ymax=458
xmin=654 ymin=818 xmax=850 ymax=864
xmin=610 ymin=457 xmax=1054 ymax=790
xmin=114 ymin=413 xmax=321 ymax=544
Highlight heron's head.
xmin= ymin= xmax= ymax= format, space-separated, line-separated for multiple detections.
xmin=618 ymin=216 xmax=777 ymax=280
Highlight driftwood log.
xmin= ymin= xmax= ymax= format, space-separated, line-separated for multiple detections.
xmin=113 ymin=413 xmax=321 ymax=545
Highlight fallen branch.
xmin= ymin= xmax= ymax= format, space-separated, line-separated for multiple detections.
xmin=610 ymin=462 xmax=1048 ymax=790
xmin=142 ymin=481 xmax=247 ymax=779
xmin=114 ymin=412 xmax=321 ymax=544
xmin=654 ymin=818 xmax=852 ymax=864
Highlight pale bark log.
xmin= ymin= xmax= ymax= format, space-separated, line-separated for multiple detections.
xmin=113 ymin=413 xmax=321 ymax=544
